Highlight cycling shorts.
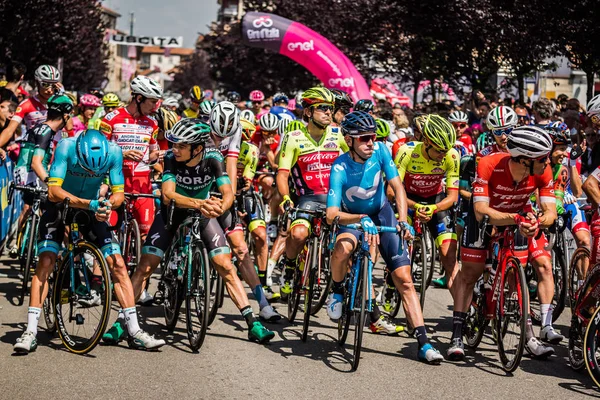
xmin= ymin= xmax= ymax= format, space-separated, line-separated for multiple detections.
xmin=338 ymin=200 xmax=410 ymax=271
xmin=407 ymin=193 xmax=457 ymax=248
xmin=109 ymin=174 xmax=155 ymax=234
xmin=37 ymin=206 xmax=121 ymax=258
xmin=564 ymin=203 xmax=590 ymax=235
xmin=142 ymin=206 xmax=230 ymax=260
xmin=217 ymin=208 xmax=243 ymax=236
xmin=460 ymin=200 xmax=549 ymax=265
xmin=237 ymin=191 xmax=266 ymax=232
xmin=290 ymin=194 xmax=327 ymax=231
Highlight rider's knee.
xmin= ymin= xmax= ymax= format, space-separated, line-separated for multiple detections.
xmin=213 ymin=256 xmax=236 ymax=281
xmin=108 ymin=255 xmax=128 ymax=278
xmin=252 ymin=228 xmax=267 ymax=246
xmin=533 ymin=257 xmax=553 ymax=277
xmin=289 ymin=225 xmax=309 ymax=243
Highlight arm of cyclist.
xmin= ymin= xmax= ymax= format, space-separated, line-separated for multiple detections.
xmin=537 ymin=198 xmax=557 ymax=229
xmin=0 ymin=119 xmax=19 ymax=151
xmin=276 ymin=169 xmax=293 ymax=212
xmin=583 ymin=169 xmax=600 ymax=208
xmin=226 ymin=156 xmax=238 ymax=194
xmin=387 ymin=176 xmax=413 ymax=240
xmin=31 ymin=154 xmax=48 ymax=183
xmin=161 ymin=179 xmax=222 ymax=218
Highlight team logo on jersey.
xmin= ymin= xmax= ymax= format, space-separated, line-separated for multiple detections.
xmin=292 ymin=131 xmax=301 ymax=136
xmin=432 ymin=168 xmax=444 ymax=174
xmin=345 ymin=171 xmax=381 ymax=202
xmin=333 ymin=164 xmax=344 ymax=172
xmin=323 ymin=142 xmax=337 ymax=149
xmin=411 ymin=152 xmax=419 ymax=158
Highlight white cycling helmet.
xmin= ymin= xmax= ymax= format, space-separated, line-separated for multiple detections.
xmin=130 ymin=75 xmax=163 ymax=99
xmin=162 ymin=97 xmax=179 ymax=108
xmin=259 ymin=113 xmax=279 ymax=132
xmin=587 ymin=94 xmax=600 ymax=117
xmin=448 ymin=110 xmax=468 ymax=123
xmin=209 ymin=101 xmax=241 ymax=138
xmin=487 ymin=106 xmax=518 ymax=131
xmin=240 ymin=109 xmax=255 ymax=124
xmin=165 ymin=118 xmax=211 ymax=145
xmin=278 ymin=114 xmax=294 ymax=133
xmin=199 ymin=100 xmax=214 ymax=116
xmin=507 ymin=125 xmax=552 ymax=159
xmin=35 ymin=65 xmax=61 ymax=83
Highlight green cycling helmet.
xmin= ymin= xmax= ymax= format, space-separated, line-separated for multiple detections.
xmin=285 ymin=120 xmax=307 ymax=134
xmin=422 ymin=114 xmax=456 ymax=151
xmin=47 ymin=94 xmax=74 ymax=114
xmin=375 ymin=118 xmax=390 ymax=139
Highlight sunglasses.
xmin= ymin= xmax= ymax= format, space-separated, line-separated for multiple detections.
xmin=453 ymin=122 xmax=467 ymax=129
xmin=426 ymin=144 xmax=449 ymax=155
xmin=262 ymin=130 xmax=277 ymax=136
xmin=491 ymin=127 xmax=513 ymax=137
xmin=313 ymin=104 xmax=333 ymax=113
xmin=40 ymin=82 xmax=55 ymax=89
xmin=356 ymin=134 xmax=376 ymax=143
xmin=534 ymin=154 xmax=549 ymax=163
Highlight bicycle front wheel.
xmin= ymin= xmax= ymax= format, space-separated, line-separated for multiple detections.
xmin=207 ymin=262 xmax=223 ymax=326
xmin=411 ymin=234 xmax=428 ymax=311
xmin=569 ymin=247 xmax=590 ymax=312
xmin=496 ymin=256 xmax=528 ymax=372
xmin=584 ymin=306 xmax=600 ymax=387
xmin=186 ymin=243 xmax=210 ymax=351
xmin=123 ymin=219 xmax=142 ymax=277
xmin=52 ymin=243 xmax=112 ymax=354
xmin=19 ymin=215 xmax=37 ymax=306
xmin=311 ymin=233 xmax=333 ymax=315
xmin=302 ymin=239 xmax=318 ymax=342
xmin=350 ymin=256 xmax=368 ymax=371
xmin=42 ymin=265 xmax=57 ymax=333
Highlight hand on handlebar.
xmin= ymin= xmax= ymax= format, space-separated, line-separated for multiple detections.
xmin=279 ymin=195 xmax=293 ymax=214
xmin=398 ymin=221 xmax=414 ymax=241
xmin=514 ymin=213 xmax=539 ymax=238
xmin=198 ymin=196 xmax=223 ymax=218
xmin=360 ymin=215 xmax=380 ymax=248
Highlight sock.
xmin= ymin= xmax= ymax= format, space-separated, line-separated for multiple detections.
xmin=332 ymin=280 xmax=344 ymax=295
xmin=452 ymin=311 xmax=467 ymax=340
xmin=124 ymin=307 xmax=141 ymax=336
xmin=415 ymin=326 xmax=429 ymax=348
xmin=526 ymin=318 xmax=534 ymax=340
xmin=91 ymin=274 xmax=103 ymax=292
xmin=266 ymin=258 xmax=277 ymax=285
xmin=370 ymin=304 xmax=382 ymax=323
xmin=241 ymin=305 xmax=256 ymax=328
xmin=252 ymin=285 xmax=270 ymax=310
xmin=258 ymin=272 xmax=267 ymax=287
xmin=26 ymin=307 xmax=42 ymax=335
xmin=283 ymin=257 xmax=296 ymax=281
xmin=540 ymin=303 xmax=553 ymax=328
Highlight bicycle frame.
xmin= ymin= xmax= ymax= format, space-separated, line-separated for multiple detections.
xmin=573 ymin=263 xmax=600 ymax=326
xmin=486 ymin=228 xmax=520 ymax=320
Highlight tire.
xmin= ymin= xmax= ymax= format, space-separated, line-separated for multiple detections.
xmin=411 ymin=234 xmax=427 ymax=311
xmin=496 ymin=256 xmax=528 ymax=373
xmin=584 ymin=306 xmax=600 ymax=388
xmin=465 ymin=277 xmax=488 ymax=349
xmin=337 ymin=272 xmax=352 ymax=346
xmin=52 ymin=242 xmax=112 ymax=354
xmin=19 ymin=215 xmax=37 ymax=306
xmin=569 ymin=315 xmax=586 ymax=371
xmin=186 ymin=243 xmax=210 ymax=351
xmin=529 ymin=248 xmax=567 ymax=325
xmin=42 ymin=265 xmax=57 ymax=334
xmin=161 ymin=242 xmax=184 ymax=331
xmin=288 ymin=249 xmax=305 ymax=323
xmin=311 ymin=233 xmax=333 ymax=315
xmin=124 ymin=219 xmax=141 ymax=277
xmin=569 ymin=247 xmax=590 ymax=313
xmin=207 ymin=263 xmax=222 ymax=326
xmin=302 ymin=239 xmax=318 ymax=342
xmin=350 ymin=256 xmax=368 ymax=371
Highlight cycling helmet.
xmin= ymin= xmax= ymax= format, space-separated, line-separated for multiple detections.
xmin=476 ymin=132 xmax=495 ymax=152
xmin=102 ymin=93 xmax=120 ymax=107
xmin=34 ymin=65 xmax=61 ymax=83
xmin=448 ymin=110 xmax=469 ymax=123
xmin=199 ymin=100 xmax=214 ymax=116
xmin=189 ymin=85 xmax=203 ymax=102
xmin=278 ymin=114 xmax=294 ymax=133
xmin=227 ymin=91 xmax=241 ymax=103
xmin=259 ymin=113 xmax=279 ymax=132
xmin=545 ymin=121 xmax=570 ymax=146
xmin=240 ymin=118 xmax=256 ymax=141
xmin=209 ymin=101 xmax=241 ymax=138
xmin=507 ymin=125 xmax=553 ymax=159
xmin=155 ymin=108 xmax=179 ymax=132
xmin=285 ymin=120 xmax=307 ymax=134
xmin=301 ymin=87 xmax=334 ymax=107
xmin=294 ymin=92 xmax=304 ymax=110
xmin=422 ymin=114 xmax=456 ymax=151
xmin=162 ymin=97 xmax=179 ymax=108
xmin=273 ymin=92 xmax=289 ymax=105
xmin=240 ymin=109 xmax=255 ymax=124
xmin=486 ymin=106 xmax=518 ymax=130
xmin=80 ymin=94 xmax=102 ymax=108
xmin=47 ymin=94 xmax=74 ymax=114
xmin=166 ymin=118 xmax=211 ymax=145
xmin=341 ymin=111 xmax=377 ymax=136
xmin=89 ymin=88 xmax=104 ymax=98
xmin=354 ymin=99 xmax=374 ymax=113
xmin=131 ymin=75 xmax=163 ymax=99
xmin=587 ymin=94 xmax=600 ymax=117
xmin=76 ymin=129 xmax=110 ymax=172
xmin=249 ymin=90 xmax=265 ymax=102
xmin=412 ymin=114 xmax=428 ymax=133
xmin=330 ymin=88 xmax=353 ymax=112
xmin=375 ymin=118 xmax=391 ymax=139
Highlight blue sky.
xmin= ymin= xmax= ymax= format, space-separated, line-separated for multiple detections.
xmin=102 ymin=0 xmax=221 ymax=48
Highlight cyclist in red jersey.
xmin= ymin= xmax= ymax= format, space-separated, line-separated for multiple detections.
xmin=456 ymin=126 xmax=560 ymax=361
xmin=99 ymin=76 xmax=162 ymax=246
xmin=251 ymin=113 xmax=280 ymax=213
xmin=448 ymin=111 xmax=474 ymax=155
xmin=582 ymin=94 xmax=600 ymax=267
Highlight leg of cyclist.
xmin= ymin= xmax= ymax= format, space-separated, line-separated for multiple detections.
xmin=268 ymin=225 xmax=288 ymax=286
xmin=568 ymin=203 xmax=591 ymax=281
xmin=131 ymin=179 xmax=156 ymax=306
xmin=280 ymin=220 xmax=310 ymax=300
xmin=326 ymin=232 xmax=358 ymax=320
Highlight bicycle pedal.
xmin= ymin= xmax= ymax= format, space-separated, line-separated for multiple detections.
xmin=154 ymin=291 xmax=165 ymax=304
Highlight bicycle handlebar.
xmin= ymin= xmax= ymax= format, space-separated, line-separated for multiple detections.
xmin=125 ymin=192 xmax=160 ymax=200
xmin=342 ymin=224 xmax=398 ymax=233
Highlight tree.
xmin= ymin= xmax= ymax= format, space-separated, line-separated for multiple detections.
xmin=0 ymin=0 xmax=107 ymax=90
xmin=170 ymin=50 xmax=215 ymax=94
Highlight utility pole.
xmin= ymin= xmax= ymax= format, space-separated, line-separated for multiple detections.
xmin=129 ymin=12 xmax=134 ymax=36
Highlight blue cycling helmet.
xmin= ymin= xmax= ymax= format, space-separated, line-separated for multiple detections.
xmin=273 ymin=92 xmax=289 ymax=105
xmin=354 ymin=99 xmax=374 ymax=113
xmin=76 ymin=129 xmax=110 ymax=172
xmin=545 ymin=121 xmax=570 ymax=146
xmin=341 ymin=111 xmax=376 ymax=136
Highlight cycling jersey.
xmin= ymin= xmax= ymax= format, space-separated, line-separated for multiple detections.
xmin=237 ymin=141 xmax=259 ymax=181
xmin=328 ymin=141 xmax=398 ymax=216
xmin=394 ymin=141 xmax=460 ymax=199
xmin=162 ymin=148 xmax=230 ymax=199
xmin=12 ymin=96 xmax=47 ymax=131
xmin=269 ymin=106 xmax=296 ymax=120
xmin=14 ymin=123 xmax=55 ymax=185
xmin=278 ymin=126 xmax=348 ymax=196
xmin=71 ymin=116 xmax=86 ymax=136
xmin=553 ymin=164 xmax=569 ymax=214
xmin=472 ymin=152 xmax=554 ymax=213
xmin=457 ymin=133 xmax=475 ymax=155
xmin=48 ymin=137 xmax=124 ymax=199
xmin=99 ymin=107 xmax=159 ymax=177
xmin=249 ymin=131 xmax=279 ymax=169
xmin=213 ymin=128 xmax=242 ymax=160
xmin=182 ymin=108 xmax=199 ymax=119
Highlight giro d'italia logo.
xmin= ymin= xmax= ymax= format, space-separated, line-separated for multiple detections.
xmin=252 ymin=16 xmax=273 ymax=28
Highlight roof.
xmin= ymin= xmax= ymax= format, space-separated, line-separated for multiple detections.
xmin=101 ymin=6 xmax=121 ymax=18
xmin=141 ymin=46 xmax=195 ymax=56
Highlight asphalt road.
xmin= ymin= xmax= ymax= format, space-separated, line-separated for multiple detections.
xmin=0 ymin=254 xmax=598 ymax=400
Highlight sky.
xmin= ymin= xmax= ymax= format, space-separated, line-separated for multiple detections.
xmin=102 ymin=0 xmax=221 ymax=48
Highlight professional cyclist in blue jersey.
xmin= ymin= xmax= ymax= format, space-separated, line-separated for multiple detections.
xmin=13 ymin=130 xmax=165 ymax=353
xmin=325 ymin=111 xmax=444 ymax=364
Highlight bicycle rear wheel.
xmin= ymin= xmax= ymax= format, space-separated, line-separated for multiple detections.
xmin=288 ymin=258 xmax=304 ymax=323
xmin=529 ymin=250 xmax=567 ymax=325
xmin=496 ymin=256 xmax=528 ymax=372
xmin=411 ymin=234 xmax=427 ymax=311
xmin=569 ymin=315 xmax=585 ymax=371
xmin=19 ymin=216 xmax=37 ymax=306
xmin=42 ymin=265 xmax=57 ymax=333
xmin=160 ymin=245 xmax=184 ymax=331
xmin=207 ymin=263 xmax=223 ymax=326
xmin=311 ymin=233 xmax=333 ymax=315
xmin=52 ymin=243 xmax=112 ymax=354
xmin=569 ymin=247 xmax=590 ymax=312
xmin=584 ymin=306 xmax=600 ymax=388
xmin=186 ymin=243 xmax=210 ymax=351
xmin=465 ymin=277 xmax=488 ymax=349
xmin=302 ymin=239 xmax=318 ymax=341
xmin=123 ymin=219 xmax=142 ymax=277
xmin=350 ymin=256 xmax=368 ymax=371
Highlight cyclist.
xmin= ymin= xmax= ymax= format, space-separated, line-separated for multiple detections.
xmin=354 ymin=99 xmax=374 ymax=114
xmin=547 ymin=122 xmax=589 ymax=281
xmin=375 ymin=118 xmax=393 ymax=153
xmin=118 ymin=118 xmax=275 ymax=344
xmin=448 ymin=110 xmax=474 ymax=155
xmin=198 ymin=100 xmax=214 ymax=122
xmin=582 ymin=94 xmax=600 ymax=268
xmin=182 ymin=85 xmax=204 ymax=118
xmin=270 ymin=92 xmax=295 ymax=120
xmin=326 ymin=111 xmax=443 ymax=362
xmin=73 ymin=94 xmax=102 ymax=134
xmin=14 ymin=129 xmax=165 ymax=353
xmin=227 ymin=91 xmax=242 ymax=104
xmin=251 ymin=113 xmax=279 ymax=203
xmin=162 ymin=97 xmax=180 ymax=112
xmin=99 ymin=75 xmax=162 ymax=304
xmin=330 ymin=88 xmax=353 ymax=125
xmin=241 ymin=109 xmax=256 ymax=125
xmin=96 ymin=93 xmax=121 ymax=120
xmin=209 ymin=101 xmax=281 ymax=318
xmin=457 ymin=125 xmax=559 ymax=360
xmin=154 ymin=107 xmax=180 ymax=151
xmin=249 ymin=90 xmax=265 ymax=116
